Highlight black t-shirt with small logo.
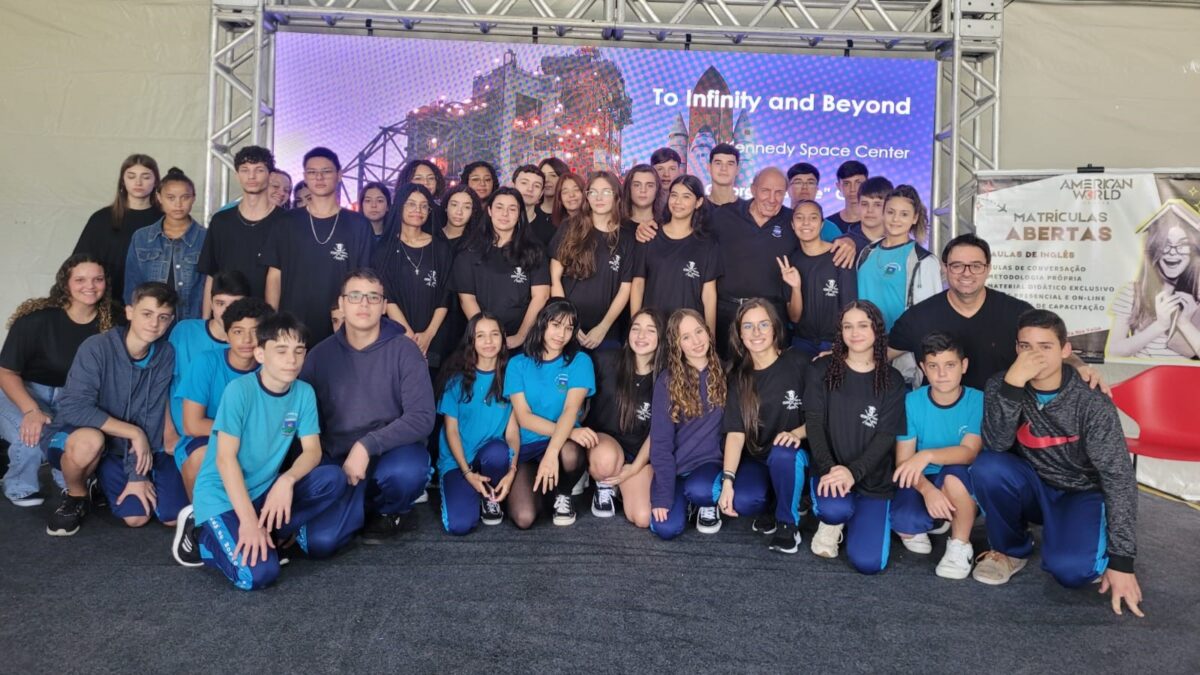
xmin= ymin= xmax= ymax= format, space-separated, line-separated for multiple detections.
xmin=450 ymin=245 xmax=550 ymax=336
xmin=788 ymin=248 xmax=859 ymax=342
xmin=585 ymin=350 xmax=653 ymax=456
xmin=550 ymin=227 xmax=635 ymax=341
xmin=723 ymin=348 xmax=809 ymax=458
xmin=632 ymin=229 xmax=722 ymax=318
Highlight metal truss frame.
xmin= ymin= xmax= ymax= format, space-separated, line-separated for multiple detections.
xmin=206 ymin=0 xmax=1002 ymax=249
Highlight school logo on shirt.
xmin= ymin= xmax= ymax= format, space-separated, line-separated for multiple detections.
xmin=511 ymin=266 xmax=528 ymax=284
xmin=609 ymin=254 xmax=621 ymax=272
xmin=883 ymin=262 xmax=901 ymax=276
xmin=555 ymin=372 xmax=569 ymax=392
xmin=424 ymin=270 xmax=438 ymax=288
xmin=330 ymin=243 xmax=349 ymax=261
xmin=958 ymin=424 xmax=970 ymax=439
xmin=281 ymin=412 xmax=299 ymax=436
xmin=636 ymin=401 xmax=652 ymax=422
xmin=860 ymin=405 xmax=879 ymax=428
xmin=682 ymin=261 xmax=700 ymax=279
xmin=782 ymin=390 xmax=802 ymax=410
xmin=771 ymin=225 xmax=783 ymax=238
xmin=822 ymin=279 xmax=839 ymax=297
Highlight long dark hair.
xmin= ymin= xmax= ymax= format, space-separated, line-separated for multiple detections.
xmin=8 ymin=253 xmax=114 ymax=332
xmin=621 ymin=164 xmax=660 ymax=220
xmin=110 ymin=154 xmax=161 ymax=228
xmin=617 ymin=308 xmax=667 ymax=434
xmin=460 ymin=161 xmax=498 ymax=198
xmin=466 ymin=187 xmax=544 ymax=269
xmin=397 ymin=159 xmax=446 ymax=201
xmin=661 ymin=174 xmax=708 ymax=237
xmin=437 ymin=312 xmax=509 ymax=405
xmin=551 ymin=172 xmax=587 ymax=227
xmin=372 ymin=183 xmax=437 ymax=290
xmin=442 ymin=184 xmax=483 ymax=238
xmin=523 ymin=298 xmax=580 ymax=366
xmin=556 ymin=171 xmax=625 ymax=280
xmin=728 ymin=299 xmax=786 ymax=454
xmin=825 ymin=300 xmax=891 ymax=395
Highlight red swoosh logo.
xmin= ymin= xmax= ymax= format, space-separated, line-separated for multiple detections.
xmin=1017 ymin=422 xmax=1079 ymax=450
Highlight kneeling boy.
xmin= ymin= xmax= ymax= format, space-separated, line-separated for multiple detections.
xmin=891 ymin=331 xmax=982 ymax=579
xmin=972 ymin=309 xmax=1142 ymax=617
xmin=190 ymin=312 xmax=350 ymax=590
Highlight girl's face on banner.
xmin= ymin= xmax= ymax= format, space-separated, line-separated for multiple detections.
xmin=1158 ymin=225 xmax=1193 ymax=282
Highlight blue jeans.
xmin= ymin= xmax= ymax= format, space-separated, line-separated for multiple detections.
xmin=0 ymin=381 xmax=64 ymax=500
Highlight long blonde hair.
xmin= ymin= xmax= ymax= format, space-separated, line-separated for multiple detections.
xmin=8 ymin=254 xmax=114 ymax=332
xmin=665 ymin=309 xmax=726 ymax=423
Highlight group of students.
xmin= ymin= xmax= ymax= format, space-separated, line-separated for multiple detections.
xmin=0 ymin=144 xmax=1143 ymax=617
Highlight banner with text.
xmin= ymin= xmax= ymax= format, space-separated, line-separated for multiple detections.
xmin=975 ymin=172 xmax=1200 ymax=365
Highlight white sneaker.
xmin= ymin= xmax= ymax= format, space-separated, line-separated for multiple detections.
xmin=413 ymin=490 xmax=429 ymax=504
xmin=928 ymin=520 xmax=951 ymax=535
xmin=810 ymin=522 xmax=844 ymax=558
xmin=900 ymin=532 xmax=932 ymax=555
xmin=936 ymin=538 xmax=974 ymax=579
xmin=571 ymin=472 xmax=589 ymax=496
xmin=552 ymin=494 xmax=576 ymax=526
xmin=695 ymin=506 xmax=722 ymax=534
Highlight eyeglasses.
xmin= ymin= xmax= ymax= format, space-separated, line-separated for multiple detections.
xmin=587 ymin=189 xmax=615 ymax=198
xmin=947 ymin=261 xmax=988 ymax=275
xmin=343 ymin=291 xmax=384 ymax=305
xmin=740 ymin=320 xmax=773 ymax=334
xmin=1162 ymin=243 xmax=1195 ymax=256
xmin=403 ymin=201 xmax=430 ymax=213
xmin=304 ymin=169 xmax=336 ymax=178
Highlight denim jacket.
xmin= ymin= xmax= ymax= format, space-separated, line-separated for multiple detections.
xmin=124 ymin=218 xmax=207 ymax=319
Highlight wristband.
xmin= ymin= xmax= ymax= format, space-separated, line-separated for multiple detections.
xmin=722 ymin=470 xmax=736 ymax=482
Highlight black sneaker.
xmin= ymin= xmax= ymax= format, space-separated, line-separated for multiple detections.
xmin=552 ymin=494 xmax=576 ymax=526
xmin=361 ymin=513 xmax=402 ymax=544
xmin=47 ymin=492 xmax=89 ymax=536
xmin=480 ymin=499 xmax=503 ymax=526
xmin=768 ymin=522 xmax=802 ymax=554
xmin=752 ymin=513 xmax=777 ymax=534
xmin=9 ymin=491 xmax=46 ymax=508
xmin=591 ymin=482 xmax=616 ymax=518
xmin=171 ymin=505 xmax=204 ymax=567
xmin=696 ymin=506 xmax=722 ymax=534
xmin=87 ymin=477 xmax=107 ymax=509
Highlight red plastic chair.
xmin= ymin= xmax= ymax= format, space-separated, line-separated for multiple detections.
xmin=1110 ymin=365 xmax=1200 ymax=470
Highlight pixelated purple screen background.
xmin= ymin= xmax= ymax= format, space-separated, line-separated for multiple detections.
xmin=275 ymin=32 xmax=936 ymax=209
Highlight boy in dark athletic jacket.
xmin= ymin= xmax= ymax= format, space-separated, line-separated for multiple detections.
xmin=971 ymin=309 xmax=1143 ymax=617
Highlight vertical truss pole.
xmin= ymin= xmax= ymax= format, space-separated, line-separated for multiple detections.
xmin=205 ymin=1 xmax=274 ymax=224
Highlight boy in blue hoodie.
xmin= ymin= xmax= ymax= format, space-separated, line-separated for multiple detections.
xmin=46 ymin=282 xmax=184 ymax=536
xmin=190 ymin=312 xmax=350 ymax=590
xmin=300 ymin=269 xmax=436 ymax=543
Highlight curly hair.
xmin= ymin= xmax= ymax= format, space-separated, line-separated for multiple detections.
xmin=555 ymin=172 xmax=625 ymax=280
xmin=824 ymin=300 xmax=890 ymax=395
xmin=8 ymin=253 xmax=114 ymax=332
xmin=727 ymin=299 xmax=785 ymax=454
xmin=665 ymin=308 xmax=726 ymax=423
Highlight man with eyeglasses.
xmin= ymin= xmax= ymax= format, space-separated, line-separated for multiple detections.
xmin=300 ymin=269 xmax=436 ymax=543
xmin=890 ymin=233 xmax=1107 ymax=392
xmin=263 ymin=146 xmax=373 ymax=344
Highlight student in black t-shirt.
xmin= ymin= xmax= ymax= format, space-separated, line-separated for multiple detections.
xmin=550 ymin=171 xmax=634 ymax=350
xmin=461 ymin=161 xmax=498 ymax=203
xmin=74 ymin=154 xmax=162 ymax=305
xmin=707 ymin=143 xmax=742 ymax=207
xmin=721 ymin=299 xmax=806 ymax=552
xmin=397 ymin=159 xmax=447 ymax=234
xmin=537 ymin=157 xmax=569 ymax=221
xmin=805 ymin=300 xmax=906 ymax=574
xmin=512 ymin=164 xmax=554 ymax=248
xmin=440 ymin=184 xmax=482 ymax=248
xmin=630 ymin=175 xmax=721 ymax=334
xmin=550 ymin=172 xmax=586 ymax=230
xmin=373 ymin=184 xmax=453 ymax=366
xmin=267 ymin=169 xmax=292 ymax=209
xmin=650 ymin=147 xmax=682 ymax=205
xmin=359 ymin=181 xmax=391 ymax=243
xmin=450 ymin=188 xmax=550 ymax=349
xmin=198 ymin=146 xmax=284 ymax=307
xmin=584 ymin=308 xmax=666 ymax=526
xmin=0 ymin=255 xmax=114 ymax=507
xmin=780 ymin=200 xmax=859 ymax=356
xmin=888 ymin=233 xmax=1109 ymax=392
xmin=262 ymin=146 xmax=373 ymax=345
xmin=622 ymin=164 xmax=661 ymax=230
xmin=826 ymin=160 xmax=868 ymax=234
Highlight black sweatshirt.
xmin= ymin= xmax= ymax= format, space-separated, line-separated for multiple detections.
xmin=982 ymin=366 xmax=1138 ymax=572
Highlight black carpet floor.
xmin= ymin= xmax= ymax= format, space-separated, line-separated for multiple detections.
xmin=1 ymin=482 xmax=1197 ymax=674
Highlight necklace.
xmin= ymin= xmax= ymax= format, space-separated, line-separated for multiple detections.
xmin=236 ymin=202 xmax=272 ymax=228
xmin=309 ymin=209 xmax=340 ymax=245
xmin=398 ymin=239 xmax=426 ymax=275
